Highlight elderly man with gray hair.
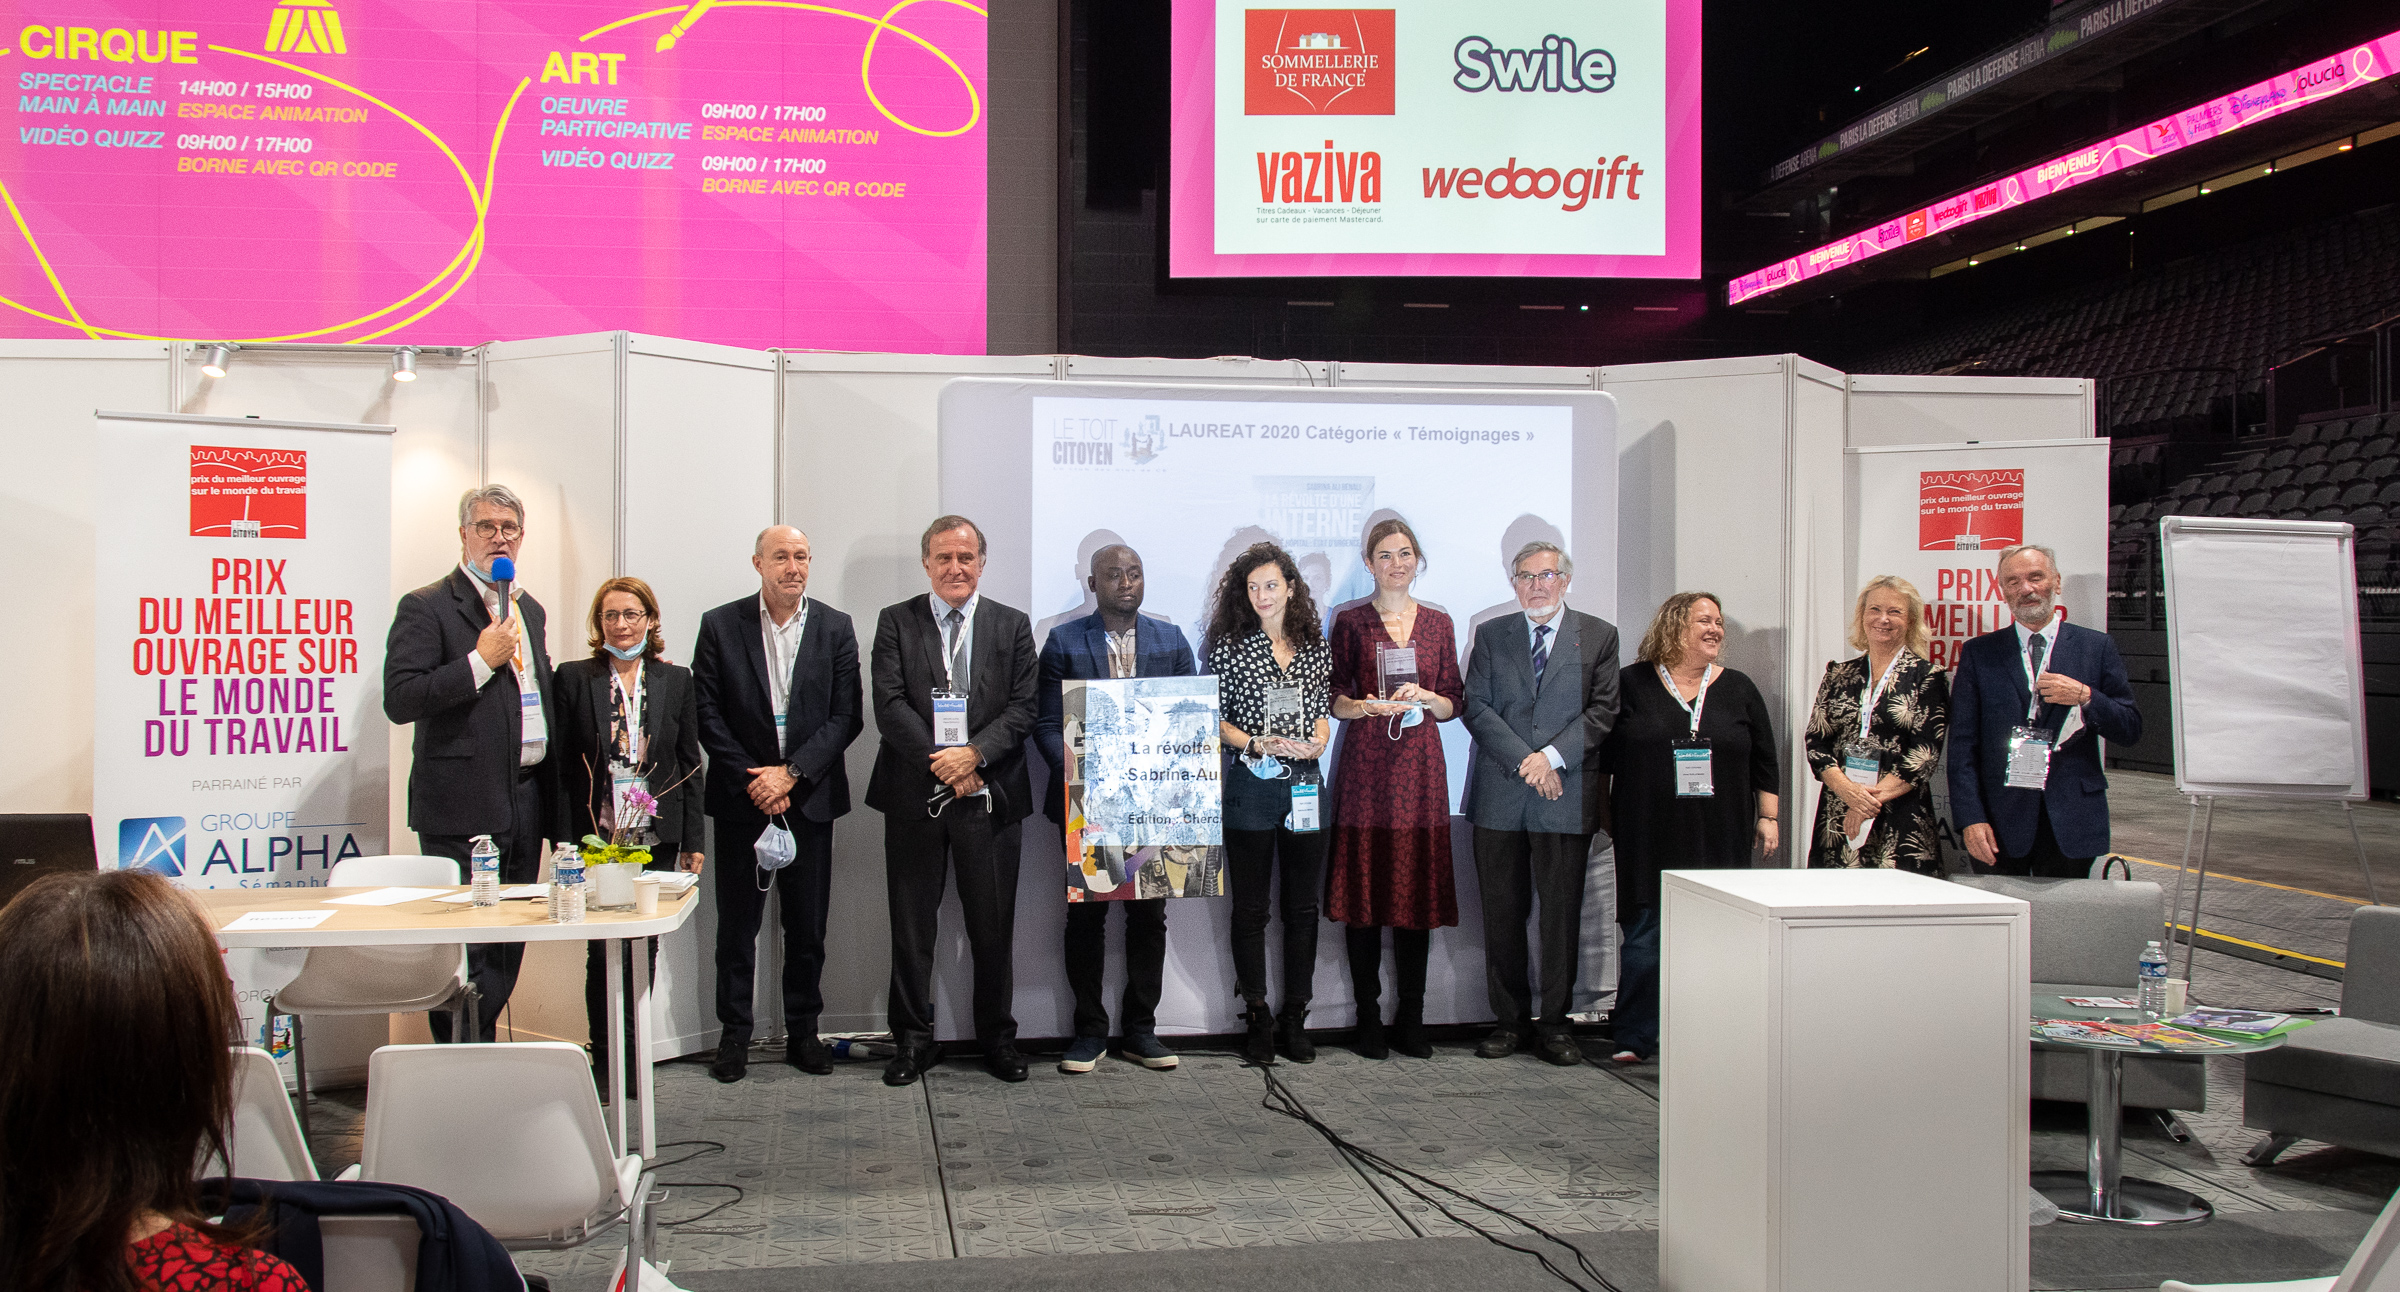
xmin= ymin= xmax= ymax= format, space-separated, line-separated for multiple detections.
xmin=1461 ymin=540 xmax=1621 ymax=1066
xmin=1945 ymin=542 xmax=2141 ymax=876
xmin=384 ymin=483 xmax=560 ymax=1042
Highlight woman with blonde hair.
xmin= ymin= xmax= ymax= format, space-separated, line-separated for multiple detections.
xmin=1602 ymin=591 xmax=1779 ymax=1063
xmin=1803 ymin=575 xmax=1951 ymax=874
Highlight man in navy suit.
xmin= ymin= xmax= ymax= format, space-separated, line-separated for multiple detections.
xmin=1034 ymin=544 xmax=1198 ymax=1076
xmin=692 ymin=525 xmax=863 ymax=1081
xmin=384 ymin=484 xmax=559 ymax=1043
xmin=1947 ymin=543 xmax=2142 ymax=876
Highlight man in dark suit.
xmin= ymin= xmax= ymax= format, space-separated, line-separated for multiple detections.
xmin=1461 ymin=541 xmax=1621 ymax=1066
xmin=691 ymin=525 xmax=862 ymax=1082
xmin=1033 ymin=544 xmax=1198 ymax=1075
xmin=868 ymin=515 xmax=1039 ymax=1086
xmin=1948 ymin=543 xmax=2142 ymax=876
xmin=384 ymin=484 xmax=558 ymax=1043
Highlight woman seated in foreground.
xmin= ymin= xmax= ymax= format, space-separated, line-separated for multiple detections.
xmin=0 ymin=869 xmax=309 ymax=1292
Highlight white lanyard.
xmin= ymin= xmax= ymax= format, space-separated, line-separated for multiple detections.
xmin=1857 ymin=652 xmax=1906 ymax=740
xmin=1656 ymin=663 xmax=1717 ymax=736
xmin=612 ymin=666 xmax=645 ymax=763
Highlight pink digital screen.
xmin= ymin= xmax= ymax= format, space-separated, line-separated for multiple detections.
xmin=1728 ymin=29 xmax=2400 ymax=306
xmin=1168 ymin=0 xmax=1702 ymax=279
xmin=0 ymin=0 xmax=987 ymax=350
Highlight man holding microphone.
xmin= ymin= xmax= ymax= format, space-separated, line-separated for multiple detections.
xmin=384 ymin=484 xmax=559 ymax=1042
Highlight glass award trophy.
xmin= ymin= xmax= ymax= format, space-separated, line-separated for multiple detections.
xmin=1375 ymin=642 xmax=1423 ymax=707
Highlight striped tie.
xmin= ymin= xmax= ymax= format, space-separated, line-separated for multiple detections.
xmin=1531 ymin=622 xmax=1552 ymax=690
xmin=945 ymin=607 xmax=967 ymax=689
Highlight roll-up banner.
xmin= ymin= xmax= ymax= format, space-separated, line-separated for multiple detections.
xmin=93 ymin=410 xmax=394 ymax=1070
xmin=1846 ymin=438 xmax=2111 ymax=869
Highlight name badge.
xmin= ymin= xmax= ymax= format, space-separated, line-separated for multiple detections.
xmin=933 ymin=690 xmax=969 ymax=747
xmin=1672 ymin=739 xmax=1714 ymax=798
xmin=1841 ymin=739 xmax=1879 ymax=786
xmin=774 ymin=711 xmax=788 ymax=739
xmin=520 ymin=686 xmax=542 ymax=719
xmin=1285 ymin=782 xmax=1320 ymax=833
xmin=2006 ymin=726 xmax=2053 ymax=790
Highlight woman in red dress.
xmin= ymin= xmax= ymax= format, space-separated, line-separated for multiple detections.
xmin=1326 ymin=517 xmax=1465 ymax=1059
xmin=0 ymin=869 xmax=310 ymax=1292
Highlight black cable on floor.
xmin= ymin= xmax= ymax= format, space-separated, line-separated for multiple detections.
xmin=644 ymin=1139 xmax=754 ymax=1230
xmin=1247 ymin=1059 xmax=1632 ymax=1292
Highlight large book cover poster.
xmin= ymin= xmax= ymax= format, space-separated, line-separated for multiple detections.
xmin=1062 ymin=676 xmax=1225 ymax=900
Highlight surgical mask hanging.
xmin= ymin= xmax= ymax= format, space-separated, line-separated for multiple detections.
xmin=1384 ymin=705 xmax=1424 ymax=741
xmin=1244 ymin=748 xmax=1290 ymax=780
xmin=603 ymin=641 xmax=647 ymax=661
xmin=754 ymin=817 xmax=796 ymax=891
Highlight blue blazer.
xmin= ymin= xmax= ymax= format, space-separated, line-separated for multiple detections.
xmin=1944 ymin=619 xmax=2141 ymax=859
xmin=1034 ymin=612 xmax=1199 ymax=824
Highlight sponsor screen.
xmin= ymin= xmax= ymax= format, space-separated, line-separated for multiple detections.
xmin=1166 ymin=0 xmax=1701 ymax=279
xmin=0 ymin=0 xmax=986 ymax=350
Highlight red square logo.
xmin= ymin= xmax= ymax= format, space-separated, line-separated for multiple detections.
xmin=1919 ymin=470 xmax=2023 ymax=551
xmin=1244 ymin=10 xmax=1395 ymax=115
xmin=190 ymin=445 xmax=308 ymax=539
xmin=1905 ymin=211 xmax=1927 ymax=241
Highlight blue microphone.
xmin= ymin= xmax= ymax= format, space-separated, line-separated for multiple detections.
xmin=489 ymin=556 xmax=515 ymax=622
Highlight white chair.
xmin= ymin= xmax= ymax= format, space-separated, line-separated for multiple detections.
xmin=207 ymin=1047 xmax=423 ymax=1292
xmin=358 ymin=1043 xmax=649 ymax=1276
xmin=2162 ymin=1186 xmax=2400 ymax=1291
xmin=267 ymin=855 xmax=477 ymax=1139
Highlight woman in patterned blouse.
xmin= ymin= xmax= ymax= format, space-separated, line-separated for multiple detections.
xmin=0 ymin=869 xmax=309 ymax=1292
xmin=1206 ymin=542 xmax=1334 ymax=1065
xmin=1804 ymin=575 xmax=1953 ymax=873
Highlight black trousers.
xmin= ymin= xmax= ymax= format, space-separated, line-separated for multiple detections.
xmin=1224 ymin=825 xmax=1325 ymax=1010
xmin=1979 ymin=806 xmax=2093 ymax=878
xmin=1473 ymin=828 xmax=1593 ymax=1036
xmin=1345 ymin=925 xmax=1430 ymax=1021
xmin=418 ymin=768 xmax=545 ymax=1043
xmin=1066 ymin=897 xmax=1168 ymax=1039
xmin=885 ymin=801 xmax=1022 ymax=1050
xmin=712 ymin=814 xmax=836 ymax=1045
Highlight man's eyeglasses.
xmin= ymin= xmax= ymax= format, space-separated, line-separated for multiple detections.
xmin=1512 ymin=570 xmax=1567 ymax=586
xmin=599 ymin=610 xmax=650 ymax=626
xmin=468 ymin=520 xmax=524 ymax=541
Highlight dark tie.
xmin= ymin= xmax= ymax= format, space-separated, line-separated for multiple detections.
xmin=2026 ymin=632 xmax=2046 ymax=710
xmin=945 ymin=607 xmax=967 ymax=689
xmin=1531 ymin=622 xmax=1552 ymax=690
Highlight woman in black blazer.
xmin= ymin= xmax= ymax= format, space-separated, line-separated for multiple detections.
xmin=553 ymin=576 xmax=705 ymax=1090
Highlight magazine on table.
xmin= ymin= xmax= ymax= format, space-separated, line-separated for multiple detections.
xmin=2093 ymin=1022 xmax=2238 ymax=1050
xmin=2032 ymin=1020 xmax=2140 ymax=1047
xmin=2166 ymin=1008 xmax=2309 ymax=1038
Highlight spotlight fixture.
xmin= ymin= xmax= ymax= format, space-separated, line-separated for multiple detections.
xmin=392 ymin=348 xmax=418 ymax=382
xmin=200 ymin=344 xmax=233 ymax=378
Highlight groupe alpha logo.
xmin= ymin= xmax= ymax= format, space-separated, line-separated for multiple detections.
xmin=1453 ymin=33 xmax=1615 ymax=94
xmin=1051 ymin=414 xmax=1165 ymax=467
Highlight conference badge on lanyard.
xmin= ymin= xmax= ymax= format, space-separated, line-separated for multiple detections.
xmin=932 ymin=690 xmax=970 ymax=747
xmin=1659 ymin=663 xmax=1718 ymax=798
xmin=2006 ymin=726 xmax=2053 ymax=790
xmin=1285 ymin=779 xmax=1321 ymax=833
xmin=1844 ymin=653 xmax=1905 ymax=786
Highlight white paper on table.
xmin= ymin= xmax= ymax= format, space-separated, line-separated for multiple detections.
xmin=321 ymin=886 xmax=451 ymax=906
xmin=435 ymin=885 xmax=547 ymax=903
xmin=654 ymin=873 xmax=700 ymax=892
xmin=224 ymin=909 xmax=338 ymax=931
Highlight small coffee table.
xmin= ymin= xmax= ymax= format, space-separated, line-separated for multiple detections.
xmin=2029 ymin=993 xmax=2287 ymax=1226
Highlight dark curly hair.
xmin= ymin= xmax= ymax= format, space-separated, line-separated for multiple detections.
xmin=1205 ymin=542 xmax=1324 ymax=657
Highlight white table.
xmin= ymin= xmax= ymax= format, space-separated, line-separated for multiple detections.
xmin=198 ymin=885 xmax=697 ymax=1158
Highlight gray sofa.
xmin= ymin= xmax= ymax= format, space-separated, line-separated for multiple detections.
xmin=2244 ymin=904 xmax=2400 ymax=1166
xmin=1953 ymin=874 xmax=2206 ymax=1114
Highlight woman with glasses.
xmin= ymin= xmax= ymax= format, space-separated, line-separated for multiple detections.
xmin=554 ymin=576 xmax=705 ymax=1091
xmin=1206 ymin=542 xmax=1334 ymax=1065
xmin=1602 ymin=592 xmax=1779 ymax=1065
xmin=1325 ymin=517 xmax=1462 ymax=1060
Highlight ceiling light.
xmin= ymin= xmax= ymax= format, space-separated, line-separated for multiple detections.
xmin=392 ymin=348 xmax=418 ymax=382
xmin=1968 ymin=258 xmax=1980 ymax=266
xmin=2338 ymin=140 xmax=2353 ymax=151
xmin=200 ymin=344 xmax=233 ymax=378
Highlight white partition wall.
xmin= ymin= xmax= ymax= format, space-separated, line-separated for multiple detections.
xmin=1601 ymin=356 xmax=1850 ymax=866
xmin=1846 ymin=374 xmax=2096 ymax=447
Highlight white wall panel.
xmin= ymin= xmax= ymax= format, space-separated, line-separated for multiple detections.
xmin=1847 ymin=374 xmax=2095 ymax=446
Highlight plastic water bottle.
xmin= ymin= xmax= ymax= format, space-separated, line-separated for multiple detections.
xmin=470 ymin=835 xmax=501 ymax=907
xmin=829 ymin=1038 xmax=893 ymax=1061
xmin=551 ymin=844 xmax=586 ymax=924
xmin=2138 ymin=940 xmax=2170 ymax=1019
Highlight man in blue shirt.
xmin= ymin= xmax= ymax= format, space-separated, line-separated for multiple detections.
xmin=1035 ymin=544 xmax=1198 ymax=1074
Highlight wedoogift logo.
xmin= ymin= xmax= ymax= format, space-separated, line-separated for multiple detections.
xmin=1244 ymin=9 xmax=1396 ymax=116
xmin=119 ymin=816 xmax=188 ymax=875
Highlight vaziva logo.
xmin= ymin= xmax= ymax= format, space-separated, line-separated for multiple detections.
xmin=1453 ymin=34 xmax=1614 ymax=93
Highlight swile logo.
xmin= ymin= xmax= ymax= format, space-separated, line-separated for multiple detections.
xmin=1452 ymin=34 xmax=1614 ymax=94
